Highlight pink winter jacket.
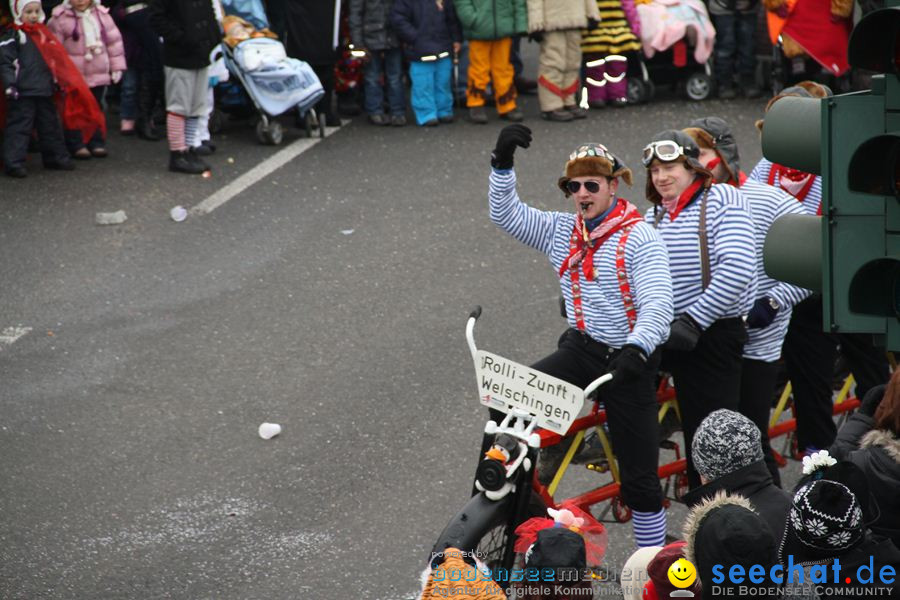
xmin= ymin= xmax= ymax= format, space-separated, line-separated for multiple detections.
xmin=48 ymin=1 xmax=126 ymax=88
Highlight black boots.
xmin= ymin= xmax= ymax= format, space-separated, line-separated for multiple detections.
xmin=169 ymin=151 xmax=209 ymax=174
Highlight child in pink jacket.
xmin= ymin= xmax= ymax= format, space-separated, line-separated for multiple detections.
xmin=49 ymin=0 xmax=125 ymax=159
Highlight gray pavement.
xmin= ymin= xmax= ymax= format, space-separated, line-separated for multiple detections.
xmin=1 ymin=83 xmax=808 ymax=599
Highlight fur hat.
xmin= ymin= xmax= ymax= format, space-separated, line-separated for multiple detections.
xmin=643 ymin=129 xmax=713 ymax=205
xmin=692 ymin=409 xmax=764 ymax=482
xmin=684 ymin=492 xmax=777 ymax=600
xmin=557 ymin=143 xmax=633 ymax=195
xmin=620 ymin=546 xmax=663 ymax=600
xmin=756 ymin=81 xmax=833 ymax=131
xmin=684 ymin=117 xmax=741 ymax=184
xmin=779 ymin=480 xmax=866 ymax=564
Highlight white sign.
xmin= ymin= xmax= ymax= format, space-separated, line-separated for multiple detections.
xmin=474 ymin=350 xmax=585 ymax=435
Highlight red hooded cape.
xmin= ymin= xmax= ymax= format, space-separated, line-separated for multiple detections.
xmin=0 ymin=23 xmax=105 ymax=142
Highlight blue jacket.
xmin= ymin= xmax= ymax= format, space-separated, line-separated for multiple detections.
xmin=390 ymin=0 xmax=462 ymax=61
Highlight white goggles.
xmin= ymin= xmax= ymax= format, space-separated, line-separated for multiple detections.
xmin=642 ymin=140 xmax=687 ymax=166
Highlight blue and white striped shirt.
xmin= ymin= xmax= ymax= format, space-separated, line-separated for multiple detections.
xmin=489 ymin=169 xmax=673 ymax=355
xmin=740 ymin=179 xmax=813 ymax=362
xmin=749 ymin=158 xmax=822 ymax=216
xmin=644 ymin=183 xmax=758 ymax=329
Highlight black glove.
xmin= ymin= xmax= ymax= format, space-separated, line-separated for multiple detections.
xmin=666 ymin=313 xmax=702 ymax=352
xmin=746 ymin=296 xmax=779 ymax=329
xmin=586 ymin=17 xmax=600 ymax=30
xmin=528 ymin=30 xmax=544 ymax=43
xmin=491 ymin=124 xmax=532 ymax=170
xmin=859 ymin=384 xmax=886 ymax=417
xmin=609 ymin=344 xmax=648 ymax=385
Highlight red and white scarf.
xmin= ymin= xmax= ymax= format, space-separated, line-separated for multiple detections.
xmin=558 ymin=198 xmax=643 ymax=281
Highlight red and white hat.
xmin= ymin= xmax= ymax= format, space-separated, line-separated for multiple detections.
xmin=9 ymin=0 xmax=45 ymax=24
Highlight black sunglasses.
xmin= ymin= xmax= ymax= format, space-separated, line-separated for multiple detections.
xmin=565 ymin=180 xmax=603 ymax=194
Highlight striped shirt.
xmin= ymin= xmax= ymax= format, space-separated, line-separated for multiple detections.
xmin=739 ymin=179 xmax=813 ymax=362
xmin=644 ymin=183 xmax=758 ymax=329
xmin=749 ymin=158 xmax=823 ymax=216
xmin=489 ymin=168 xmax=673 ymax=355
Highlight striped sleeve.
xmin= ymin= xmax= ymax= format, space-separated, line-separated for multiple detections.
xmin=625 ymin=223 xmax=673 ymax=354
xmin=685 ymin=186 xmax=758 ymax=329
xmin=488 ymin=168 xmax=559 ymax=256
xmin=764 ymin=191 xmax=813 ymax=309
xmin=749 ymin=158 xmax=770 ymax=184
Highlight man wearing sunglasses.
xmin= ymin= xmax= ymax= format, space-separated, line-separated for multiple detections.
xmin=682 ymin=117 xmax=811 ymax=489
xmin=642 ymin=129 xmax=757 ymax=490
xmin=487 ymin=124 xmax=674 ymax=548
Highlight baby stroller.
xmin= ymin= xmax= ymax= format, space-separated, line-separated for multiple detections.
xmin=632 ymin=0 xmax=717 ymax=101
xmin=217 ymin=0 xmax=326 ymax=145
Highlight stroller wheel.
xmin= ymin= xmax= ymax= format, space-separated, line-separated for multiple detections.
xmin=318 ymin=113 xmax=327 ymax=139
xmin=208 ymin=109 xmax=224 ymax=135
xmin=627 ymin=78 xmax=649 ymax=104
xmin=684 ymin=72 xmax=713 ymax=101
xmin=255 ymin=119 xmax=284 ymax=145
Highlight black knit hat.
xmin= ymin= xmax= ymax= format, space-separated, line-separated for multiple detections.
xmin=780 ymin=480 xmax=866 ymax=564
xmin=526 ymin=527 xmax=587 ymax=570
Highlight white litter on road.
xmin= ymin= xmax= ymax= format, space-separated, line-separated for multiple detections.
xmin=95 ymin=211 xmax=127 ymax=225
xmin=258 ymin=422 xmax=282 ymax=440
xmin=170 ymin=206 xmax=188 ymax=222
xmin=191 ymin=125 xmax=341 ymax=216
xmin=0 ymin=326 xmax=32 ymax=348
xmin=341 ymin=229 xmax=355 ymax=235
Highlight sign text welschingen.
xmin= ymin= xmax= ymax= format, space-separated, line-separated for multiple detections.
xmin=474 ymin=350 xmax=585 ymax=435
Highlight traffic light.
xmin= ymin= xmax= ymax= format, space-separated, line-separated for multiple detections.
xmin=762 ymin=6 xmax=900 ymax=350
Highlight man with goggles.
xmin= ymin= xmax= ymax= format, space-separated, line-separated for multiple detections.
xmin=683 ymin=117 xmax=811 ymax=488
xmin=642 ymin=129 xmax=758 ymax=490
xmin=485 ymin=123 xmax=674 ymax=549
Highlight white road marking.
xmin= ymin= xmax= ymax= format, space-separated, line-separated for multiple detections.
xmin=191 ymin=125 xmax=341 ymax=216
xmin=0 ymin=326 xmax=32 ymax=348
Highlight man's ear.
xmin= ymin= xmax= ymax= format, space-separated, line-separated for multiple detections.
xmin=609 ymin=177 xmax=619 ymax=196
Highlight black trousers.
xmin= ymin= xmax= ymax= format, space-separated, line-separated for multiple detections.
xmin=524 ymin=329 xmax=664 ymax=513
xmin=663 ymin=317 xmax=747 ymax=489
xmin=310 ymin=64 xmax=336 ymax=122
xmin=2 ymin=96 xmax=69 ymax=170
xmin=64 ymin=86 xmax=106 ymax=153
xmin=739 ymin=358 xmax=781 ymax=487
xmin=783 ymin=295 xmax=889 ymax=450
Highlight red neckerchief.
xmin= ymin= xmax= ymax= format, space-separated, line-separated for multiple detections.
xmin=558 ymin=197 xmax=643 ymax=281
xmin=12 ymin=23 xmax=106 ymax=143
xmin=664 ymin=177 xmax=705 ymax=221
xmin=705 ymin=157 xmax=748 ymax=188
xmin=768 ymin=163 xmax=818 ymax=213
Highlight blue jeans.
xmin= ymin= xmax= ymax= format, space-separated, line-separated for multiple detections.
xmin=120 ymin=68 xmax=139 ymax=121
xmin=409 ymin=57 xmax=453 ymax=125
xmin=711 ymin=11 xmax=757 ymax=87
xmin=363 ymin=48 xmax=405 ymax=116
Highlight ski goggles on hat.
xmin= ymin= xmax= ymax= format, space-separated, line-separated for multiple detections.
xmin=642 ymin=140 xmax=694 ymax=166
xmin=569 ymin=143 xmax=613 ymax=161
xmin=565 ymin=180 xmax=603 ymax=194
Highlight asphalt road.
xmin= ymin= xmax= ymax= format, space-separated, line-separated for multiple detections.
xmin=1 ymin=81 xmax=809 ymax=599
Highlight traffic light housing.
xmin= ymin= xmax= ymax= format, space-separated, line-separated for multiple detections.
xmin=762 ymin=6 xmax=900 ymax=350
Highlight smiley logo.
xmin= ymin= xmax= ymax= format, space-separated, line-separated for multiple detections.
xmin=667 ymin=558 xmax=697 ymax=589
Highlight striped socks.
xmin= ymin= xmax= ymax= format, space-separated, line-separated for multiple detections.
xmin=632 ymin=508 xmax=667 ymax=548
xmin=185 ymin=116 xmax=200 ymax=149
xmin=166 ymin=112 xmax=187 ymax=152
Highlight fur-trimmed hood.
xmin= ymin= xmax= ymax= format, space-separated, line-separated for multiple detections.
xmin=683 ymin=491 xmax=777 ymax=599
xmin=860 ymin=429 xmax=900 ymax=464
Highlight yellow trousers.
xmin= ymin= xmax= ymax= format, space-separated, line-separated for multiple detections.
xmin=466 ymin=38 xmax=517 ymax=114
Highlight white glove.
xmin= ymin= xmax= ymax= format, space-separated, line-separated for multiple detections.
xmin=111 ymin=70 xmax=123 ymax=84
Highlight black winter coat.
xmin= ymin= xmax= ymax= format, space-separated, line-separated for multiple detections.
xmin=0 ymin=30 xmax=55 ymax=97
xmin=284 ymin=0 xmax=340 ymax=66
xmin=831 ymin=408 xmax=900 ymax=547
xmin=349 ymin=0 xmax=399 ymax=51
xmin=390 ymin=0 xmax=461 ymax=61
xmin=683 ymin=459 xmax=793 ymax=544
xmin=148 ymin=0 xmax=219 ymax=69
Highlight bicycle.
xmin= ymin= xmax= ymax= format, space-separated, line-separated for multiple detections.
xmin=427 ymin=306 xmax=865 ymax=582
